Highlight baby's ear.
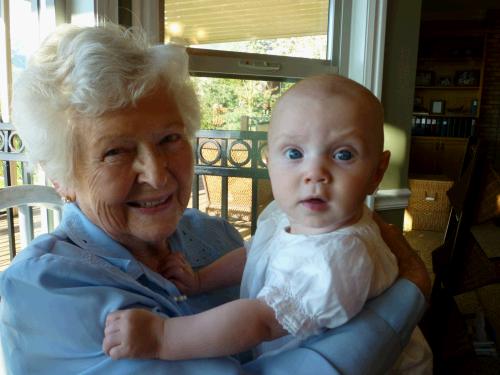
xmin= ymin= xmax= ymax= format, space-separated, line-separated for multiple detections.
xmin=367 ymin=150 xmax=391 ymax=194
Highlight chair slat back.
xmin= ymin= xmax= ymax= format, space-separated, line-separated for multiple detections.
xmin=0 ymin=185 xmax=63 ymax=211
xmin=0 ymin=185 xmax=63 ymax=255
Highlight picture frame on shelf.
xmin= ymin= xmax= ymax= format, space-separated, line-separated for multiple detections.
xmin=430 ymin=100 xmax=445 ymax=114
xmin=415 ymin=70 xmax=435 ymax=86
xmin=437 ymin=76 xmax=453 ymax=87
xmin=454 ymin=70 xmax=480 ymax=87
xmin=413 ymin=96 xmax=427 ymax=113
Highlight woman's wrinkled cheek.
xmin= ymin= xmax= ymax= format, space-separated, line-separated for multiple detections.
xmin=95 ymin=200 xmax=128 ymax=238
xmin=85 ymin=167 xmax=130 ymax=238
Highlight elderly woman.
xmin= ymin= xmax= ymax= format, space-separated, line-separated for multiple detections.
xmin=0 ymin=23 xmax=430 ymax=374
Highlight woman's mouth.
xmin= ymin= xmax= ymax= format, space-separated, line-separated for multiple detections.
xmin=127 ymin=195 xmax=171 ymax=209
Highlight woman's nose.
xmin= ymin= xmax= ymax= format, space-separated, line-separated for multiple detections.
xmin=134 ymin=148 xmax=168 ymax=189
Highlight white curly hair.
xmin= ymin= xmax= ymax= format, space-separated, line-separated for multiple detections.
xmin=12 ymin=23 xmax=199 ymax=189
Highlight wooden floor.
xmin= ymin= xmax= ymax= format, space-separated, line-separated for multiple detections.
xmin=405 ymin=229 xmax=500 ymax=364
xmin=0 ymin=213 xmax=23 ymax=271
xmin=0 ymin=207 xmax=49 ymax=271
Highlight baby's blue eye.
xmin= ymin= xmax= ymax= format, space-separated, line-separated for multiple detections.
xmin=334 ymin=150 xmax=353 ymax=161
xmin=285 ymin=148 xmax=303 ymax=160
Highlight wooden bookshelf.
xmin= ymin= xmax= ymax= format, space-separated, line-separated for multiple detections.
xmin=410 ymin=26 xmax=486 ymax=179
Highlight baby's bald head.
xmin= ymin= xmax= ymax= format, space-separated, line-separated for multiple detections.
xmin=270 ymin=75 xmax=385 ymax=153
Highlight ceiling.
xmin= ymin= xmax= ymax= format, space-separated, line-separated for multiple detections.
xmin=163 ymin=0 xmax=329 ymax=45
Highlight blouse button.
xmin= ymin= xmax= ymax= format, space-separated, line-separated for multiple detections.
xmin=174 ymin=295 xmax=188 ymax=302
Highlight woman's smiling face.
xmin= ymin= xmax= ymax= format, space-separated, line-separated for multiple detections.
xmin=69 ymin=87 xmax=194 ymax=251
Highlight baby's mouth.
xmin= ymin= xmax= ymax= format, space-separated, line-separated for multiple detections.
xmin=300 ymin=197 xmax=329 ymax=211
xmin=301 ymin=197 xmax=326 ymax=204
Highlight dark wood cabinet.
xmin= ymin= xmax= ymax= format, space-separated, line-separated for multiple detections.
xmin=409 ymin=136 xmax=467 ymax=180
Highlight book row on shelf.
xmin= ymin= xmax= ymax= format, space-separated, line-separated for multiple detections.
xmin=411 ymin=115 xmax=476 ymax=138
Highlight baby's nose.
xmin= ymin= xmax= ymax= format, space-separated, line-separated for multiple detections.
xmin=304 ymin=161 xmax=332 ymax=184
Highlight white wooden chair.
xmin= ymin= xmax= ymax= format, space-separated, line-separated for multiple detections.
xmin=0 ymin=185 xmax=63 ymax=374
xmin=0 ymin=185 xmax=63 ymax=250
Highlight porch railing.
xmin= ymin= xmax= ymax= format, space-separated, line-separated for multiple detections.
xmin=193 ymin=130 xmax=271 ymax=235
xmin=1 ymin=122 xmax=33 ymax=264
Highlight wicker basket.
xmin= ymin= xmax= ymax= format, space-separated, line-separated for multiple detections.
xmin=407 ymin=178 xmax=454 ymax=231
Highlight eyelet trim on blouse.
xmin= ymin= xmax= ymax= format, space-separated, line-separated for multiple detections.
xmin=258 ymin=285 xmax=321 ymax=339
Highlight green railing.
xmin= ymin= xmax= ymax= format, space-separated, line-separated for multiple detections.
xmin=193 ymin=130 xmax=271 ymax=235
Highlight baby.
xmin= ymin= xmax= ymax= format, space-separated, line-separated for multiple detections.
xmin=103 ymin=74 xmax=432 ymax=373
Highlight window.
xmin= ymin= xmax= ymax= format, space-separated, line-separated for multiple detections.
xmin=1 ymin=0 xmax=58 ymax=187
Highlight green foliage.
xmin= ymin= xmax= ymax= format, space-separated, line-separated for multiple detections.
xmin=193 ymin=77 xmax=290 ymax=131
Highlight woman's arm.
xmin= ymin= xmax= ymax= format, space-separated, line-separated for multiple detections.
xmin=246 ymin=279 xmax=426 ymax=375
xmin=372 ymin=212 xmax=431 ymax=298
xmin=103 ymin=298 xmax=286 ymax=360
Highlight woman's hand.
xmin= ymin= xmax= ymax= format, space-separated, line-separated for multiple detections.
xmin=159 ymin=252 xmax=201 ymax=296
xmin=373 ymin=212 xmax=431 ymax=299
xmin=103 ymin=309 xmax=165 ymax=360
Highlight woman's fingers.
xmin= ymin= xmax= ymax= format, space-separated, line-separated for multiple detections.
xmin=156 ymin=251 xmax=201 ymax=296
xmin=162 ymin=262 xmax=188 ymax=278
xmin=160 ymin=253 xmax=188 ymax=274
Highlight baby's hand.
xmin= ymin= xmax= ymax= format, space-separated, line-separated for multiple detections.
xmin=103 ymin=309 xmax=165 ymax=360
xmin=160 ymin=252 xmax=201 ymax=296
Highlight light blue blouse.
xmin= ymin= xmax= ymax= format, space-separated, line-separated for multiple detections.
xmin=0 ymin=203 xmax=426 ymax=374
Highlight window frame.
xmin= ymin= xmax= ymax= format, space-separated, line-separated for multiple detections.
xmin=187 ymin=47 xmax=338 ymax=82
xmin=0 ymin=0 xmax=12 ymax=123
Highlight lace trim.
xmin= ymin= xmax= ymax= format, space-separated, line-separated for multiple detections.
xmin=258 ymin=285 xmax=321 ymax=339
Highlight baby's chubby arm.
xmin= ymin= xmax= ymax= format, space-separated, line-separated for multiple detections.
xmin=103 ymin=298 xmax=287 ymax=360
xmin=161 ymin=247 xmax=246 ymax=295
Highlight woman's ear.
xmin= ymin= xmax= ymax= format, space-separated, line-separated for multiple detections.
xmin=367 ymin=150 xmax=391 ymax=195
xmin=262 ymin=144 xmax=270 ymax=166
xmin=51 ymin=180 xmax=76 ymax=202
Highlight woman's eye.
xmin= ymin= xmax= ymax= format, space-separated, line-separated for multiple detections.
xmin=285 ymin=148 xmax=303 ymax=160
xmin=103 ymin=148 xmax=121 ymax=158
xmin=334 ymin=149 xmax=353 ymax=161
xmin=160 ymin=133 xmax=181 ymax=144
